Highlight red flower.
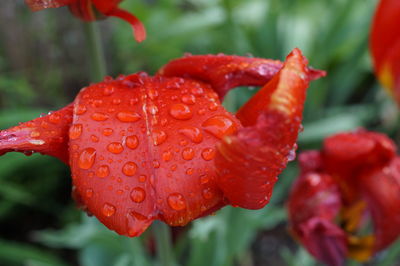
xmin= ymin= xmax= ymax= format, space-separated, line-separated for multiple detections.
xmin=0 ymin=49 xmax=324 ymax=237
xmin=288 ymin=130 xmax=400 ymax=266
xmin=25 ymin=0 xmax=146 ymax=42
xmin=370 ymin=0 xmax=400 ymax=102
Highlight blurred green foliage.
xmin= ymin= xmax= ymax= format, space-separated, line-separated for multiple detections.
xmin=1 ymin=0 xmax=399 ymax=265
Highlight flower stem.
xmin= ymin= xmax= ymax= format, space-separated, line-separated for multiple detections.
xmin=153 ymin=221 xmax=175 ymax=266
xmin=84 ymin=22 xmax=107 ymax=81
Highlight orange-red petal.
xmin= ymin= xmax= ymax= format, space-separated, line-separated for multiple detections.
xmin=107 ymin=8 xmax=146 ymax=43
xmin=0 ymin=104 xmax=73 ymax=163
xmin=215 ymin=49 xmax=321 ymax=209
xmin=370 ymin=0 xmax=400 ymax=101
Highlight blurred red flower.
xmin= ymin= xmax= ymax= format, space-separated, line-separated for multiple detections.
xmin=0 ymin=49 xmax=324 ymax=237
xmin=25 ymin=0 xmax=146 ymax=42
xmin=370 ymin=0 xmax=400 ymax=102
xmin=288 ymin=130 xmax=400 ymax=266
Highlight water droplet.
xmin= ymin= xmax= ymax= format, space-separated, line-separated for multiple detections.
xmin=178 ymin=127 xmax=203 ymax=143
xmin=91 ymin=112 xmax=109 ymax=121
xmin=78 ymin=148 xmax=96 ymax=169
xmin=169 ymin=104 xmax=193 ymax=120
xmin=202 ymin=188 xmax=213 ymax=199
xmin=69 ymin=124 xmax=83 ymax=140
xmin=102 ymin=128 xmax=113 ymax=136
xmin=75 ymin=104 xmax=87 ymax=115
xmin=148 ymin=88 xmax=158 ymax=100
xmin=107 ymin=142 xmax=124 ymax=154
xmin=152 ymin=130 xmax=167 ymax=146
xmin=191 ymin=87 xmax=204 ymax=96
xmin=102 ymin=203 xmax=116 ymax=217
xmin=200 ymin=174 xmax=210 ymax=184
xmin=122 ymin=162 xmax=137 ymax=176
xmin=85 ymin=189 xmax=93 ymax=198
xmin=96 ymin=165 xmax=110 ymax=178
xmin=162 ymin=151 xmax=172 ymax=162
xmin=103 ymin=86 xmax=115 ymax=96
xmin=92 ymin=99 xmax=103 ymax=107
xmin=116 ymin=111 xmax=141 ymax=122
xmin=30 ymin=131 xmax=41 ymax=138
xmin=112 ymin=98 xmax=121 ymax=105
xmin=167 ymin=193 xmax=186 ymax=211
xmin=91 ymin=135 xmax=99 ymax=143
xmin=139 ymin=175 xmax=147 ymax=182
xmin=126 ymin=135 xmax=139 ymax=149
xmin=182 ymin=148 xmax=195 ymax=160
xmin=201 ymin=148 xmax=215 ymax=161
xmin=130 ymin=187 xmax=146 ymax=203
xmin=181 ymin=94 xmax=196 ymax=105
xmin=153 ymin=160 xmax=160 ymax=168
xmin=186 ymin=168 xmax=194 ymax=175
xmin=202 ymin=115 xmax=237 ymax=139
xmin=47 ymin=113 xmax=61 ymax=124
xmin=208 ymin=102 xmax=218 ymax=111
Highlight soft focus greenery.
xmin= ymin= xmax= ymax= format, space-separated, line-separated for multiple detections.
xmin=0 ymin=0 xmax=399 ymax=265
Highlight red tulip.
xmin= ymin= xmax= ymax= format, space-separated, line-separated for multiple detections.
xmin=25 ymin=0 xmax=146 ymax=42
xmin=370 ymin=0 xmax=400 ymax=102
xmin=0 ymin=49 xmax=324 ymax=237
xmin=288 ymin=130 xmax=400 ymax=266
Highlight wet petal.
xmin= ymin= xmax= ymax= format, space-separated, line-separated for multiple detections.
xmin=215 ymin=49 xmax=322 ymax=209
xmin=0 ymin=104 xmax=73 ymax=164
xmin=25 ymin=0 xmax=75 ymax=11
xmin=158 ymin=52 xmax=325 ymax=101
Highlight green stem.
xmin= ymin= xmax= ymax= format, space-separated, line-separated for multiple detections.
xmin=153 ymin=221 xmax=175 ymax=266
xmin=84 ymin=22 xmax=107 ymax=81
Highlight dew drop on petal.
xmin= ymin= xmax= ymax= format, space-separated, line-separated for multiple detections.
xmin=169 ymin=104 xmax=193 ymax=120
xmin=91 ymin=112 xmax=109 ymax=121
xmin=202 ymin=115 xmax=237 ymax=139
xmin=162 ymin=151 xmax=172 ymax=162
xmin=102 ymin=128 xmax=113 ymax=136
xmin=75 ymin=104 xmax=87 ymax=115
xmin=201 ymin=148 xmax=215 ymax=161
xmin=48 ymin=113 xmax=61 ymax=124
xmin=85 ymin=189 xmax=94 ymax=198
xmin=116 ymin=111 xmax=141 ymax=122
xmin=69 ymin=124 xmax=83 ymax=140
xmin=122 ymin=162 xmax=137 ymax=176
xmin=96 ymin=165 xmax=110 ymax=178
xmin=202 ymin=188 xmax=213 ymax=199
xmin=178 ymin=127 xmax=203 ymax=143
xmin=130 ymin=187 xmax=146 ymax=203
xmin=102 ymin=203 xmax=116 ymax=217
xmin=103 ymin=86 xmax=115 ymax=96
xmin=152 ymin=130 xmax=167 ymax=146
xmin=181 ymin=94 xmax=196 ymax=105
xmin=167 ymin=193 xmax=186 ymax=211
xmin=139 ymin=175 xmax=147 ymax=182
xmin=126 ymin=135 xmax=139 ymax=149
xmin=78 ymin=148 xmax=96 ymax=169
xmin=107 ymin=142 xmax=124 ymax=154
xmin=182 ymin=148 xmax=195 ymax=160
xmin=200 ymin=174 xmax=210 ymax=184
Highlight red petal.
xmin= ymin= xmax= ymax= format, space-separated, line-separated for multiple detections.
xmin=158 ymin=52 xmax=326 ymax=101
xmin=108 ymin=8 xmax=146 ymax=43
xmin=358 ymin=157 xmax=400 ymax=252
xmin=0 ymin=104 xmax=73 ymax=164
xmin=25 ymin=0 xmax=76 ymax=11
xmin=215 ymin=48 xmax=319 ymax=209
xmin=370 ymin=0 xmax=400 ymax=100
xmin=288 ymin=172 xmax=345 ymax=266
xmin=288 ymin=173 xmax=345 ymax=266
